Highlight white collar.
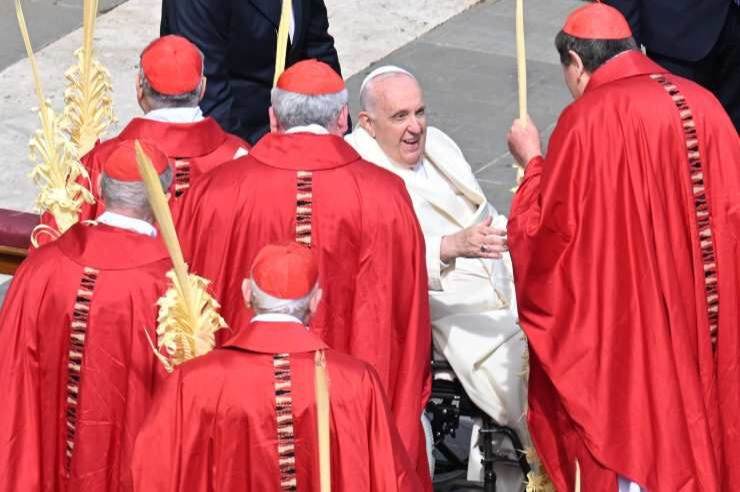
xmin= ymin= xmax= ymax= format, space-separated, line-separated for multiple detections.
xmin=251 ymin=313 xmax=306 ymax=325
xmin=285 ymin=124 xmax=330 ymax=135
xmin=96 ymin=211 xmax=158 ymax=237
xmin=142 ymin=107 xmax=204 ymax=124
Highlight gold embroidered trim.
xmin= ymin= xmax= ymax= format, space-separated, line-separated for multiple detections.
xmin=65 ymin=266 xmax=99 ymax=473
xmin=295 ymin=171 xmax=313 ymax=246
xmin=274 ymin=353 xmax=297 ymax=490
xmin=651 ymin=74 xmax=720 ymax=350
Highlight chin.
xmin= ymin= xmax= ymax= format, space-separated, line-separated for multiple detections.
xmin=402 ymin=153 xmax=422 ymax=166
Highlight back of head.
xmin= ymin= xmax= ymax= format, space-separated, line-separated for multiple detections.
xmin=556 ymin=3 xmax=637 ymax=73
xmin=270 ymin=60 xmax=348 ymax=132
xmin=139 ymin=35 xmax=204 ymax=110
xmin=248 ymin=242 xmax=320 ymax=321
xmin=101 ymin=140 xmax=173 ymax=221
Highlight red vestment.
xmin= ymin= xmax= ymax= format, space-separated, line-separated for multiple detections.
xmin=39 ymin=116 xmax=247 ymax=236
xmin=132 ymin=320 xmax=421 ymax=491
xmin=508 ymin=52 xmax=740 ymax=491
xmin=173 ymin=132 xmax=432 ymax=488
xmin=0 ymin=223 xmax=172 ymax=491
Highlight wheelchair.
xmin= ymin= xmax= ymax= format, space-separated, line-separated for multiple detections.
xmin=426 ymin=358 xmax=530 ymax=492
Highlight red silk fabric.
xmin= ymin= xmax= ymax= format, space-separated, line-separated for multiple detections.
xmin=173 ymin=132 xmax=432 ymax=489
xmin=38 ymin=116 xmax=247 ymax=238
xmin=0 ymin=223 xmax=172 ymax=491
xmin=508 ymin=52 xmax=740 ymax=492
xmin=132 ymin=321 xmax=421 ymax=491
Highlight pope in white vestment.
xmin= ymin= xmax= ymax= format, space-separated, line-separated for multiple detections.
xmin=346 ymin=66 xmax=528 ymax=488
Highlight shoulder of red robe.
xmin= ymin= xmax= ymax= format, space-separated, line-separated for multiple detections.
xmin=103 ymin=140 xmax=169 ymax=181
xmin=276 ymin=59 xmax=345 ymax=95
xmin=563 ymin=2 xmax=632 ymax=40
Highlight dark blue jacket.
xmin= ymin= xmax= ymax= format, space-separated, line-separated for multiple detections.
xmin=606 ymin=0 xmax=732 ymax=62
xmin=161 ymin=0 xmax=343 ymax=144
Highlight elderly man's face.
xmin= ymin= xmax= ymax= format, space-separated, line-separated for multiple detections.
xmin=361 ymin=75 xmax=427 ymax=168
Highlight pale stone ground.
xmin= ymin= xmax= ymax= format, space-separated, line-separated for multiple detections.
xmin=0 ymin=0 xmax=478 ymax=212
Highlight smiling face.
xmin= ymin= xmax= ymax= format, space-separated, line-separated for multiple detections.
xmin=359 ymin=74 xmax=427 ymax=168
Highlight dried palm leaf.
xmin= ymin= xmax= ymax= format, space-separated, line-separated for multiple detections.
xmin=524 ymin=446 xmax=556 ymax=492
xmin=16 ymin=0 xmax=94 ymax=244
xmin=135 ymin=141 xmax=226 ymax=372
xmin=151 ymin=270 xmax=226 ymax=372
xmin=62 ymin=0 xmax=115 ymax=156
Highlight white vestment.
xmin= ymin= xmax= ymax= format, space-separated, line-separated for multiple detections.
xmin=347 ymin=126 xmax=528 ymax=487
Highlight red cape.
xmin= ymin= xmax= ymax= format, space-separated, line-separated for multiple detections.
xmin=38 ymin=116 xmax=248 ymax=240
xmin=508 ymin=52 xmax=740 ymax=491
xmin=0 ymin=223 xmax=172 ymax=491
xmin=132 ymin=321 xmax=421 ymax=491
xmin=173 ymin=132 xmax=432 ymax=488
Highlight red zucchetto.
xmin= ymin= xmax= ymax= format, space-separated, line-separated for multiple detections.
xmin=563 ymin=2 xmax=632 ymax=40
xmin=276 ymin=59 xmax=346 ymax=95
xmin=103 ymin=140 xmax=170 ymax=181
xmin=140 ymin=35 xmax=202 ymax=95
xmin=251 ymin=242 xmax=319 ymax=299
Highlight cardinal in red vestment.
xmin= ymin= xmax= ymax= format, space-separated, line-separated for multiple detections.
xmin=38 ymin=35 xmax=248 ymax=239
xmin=173 ymin=60 xmax=432 ymax=488
xmin=506 ymin=4 xmax=740 ymax=492
xmin=0 ymin=142 xmax=175 ymax=491
xmin=132 ymin=242 xmax=421 ymax=491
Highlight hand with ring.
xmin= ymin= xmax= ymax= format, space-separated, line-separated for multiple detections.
xmin=440 ymin=216 xmax=508 ymax=262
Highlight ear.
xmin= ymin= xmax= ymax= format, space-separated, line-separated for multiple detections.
xmin=136 ymin=72 xmax=147 ymax=112
xmin=198 ymin=77 xmax=207 ymax=103
xmin=268 ymin=107 xmax=281 ymax=133
xmin=241 ymin=278 xmax=253 ymax=308
xmin=335 ymin=104 xmax=350 ymax=135
xmin=568 ymin=49 xmax=585 ymax=75
xmin=308 ymin=287 xmax=323 ymax=315
xmin=357 ymin=111 xmax=375 ymax=137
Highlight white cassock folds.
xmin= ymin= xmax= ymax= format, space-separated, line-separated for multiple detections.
xmin=347 ymin=126 xmax=528 ymax=487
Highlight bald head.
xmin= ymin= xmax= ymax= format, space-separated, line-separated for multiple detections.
xmin=360 ymin=68 xmax=418 ymax=113
xmin=358 ymin=69 xmax=427 ymax=168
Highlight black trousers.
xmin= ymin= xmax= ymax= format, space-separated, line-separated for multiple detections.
xmin=649 ymin=3 xmax=740 ymax=132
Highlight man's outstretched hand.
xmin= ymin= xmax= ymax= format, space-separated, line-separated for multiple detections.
xmin=441 ymin=216 xmax=508 ymax=263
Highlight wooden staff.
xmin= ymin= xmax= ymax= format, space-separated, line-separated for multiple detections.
xmin=513 ymin=0 xmax=527 ymax=187
xmin=134 ymin=141 xmax=196 ymax=319
xmin=516 ymin=0 xmax=528 ymax=122
xmin=314 ymin=350 xmax=331 ymax=492
xmin=574 ymin=459 xmax=581 ymax=492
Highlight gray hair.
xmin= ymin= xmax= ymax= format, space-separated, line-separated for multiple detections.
xmin=101 ymin=166 xmax=173 ymax=219
xmin=359 ymin=66 xmax=417 ymax=113
xmin=270 ymin=87 xmax=348 ymax=129
xmin=139 ymin=69 xmax=203 ymax=109
xmin=250 ymin=279 xmax=314 ymax=320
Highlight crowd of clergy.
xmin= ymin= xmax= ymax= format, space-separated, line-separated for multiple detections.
xmin=0 ymin=2 xmax=738 ymax=492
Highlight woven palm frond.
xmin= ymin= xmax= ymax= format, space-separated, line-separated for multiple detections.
xmin=524 ymin=446 xmax=556 ymax=492
xmin=154 ymin=269 xmax=226 ymax=372
xmin=62 ymin=0 xmax=115 ymax=156
xmin=16 ymin=0 xmax=94 ymax=242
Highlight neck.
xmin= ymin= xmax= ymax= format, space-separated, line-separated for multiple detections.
xmin=104 ymin=207 xmax=153 ymax=224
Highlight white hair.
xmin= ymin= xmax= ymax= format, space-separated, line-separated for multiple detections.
xmin=359 ymin=65 xmax=417 ymax=112
xmin=101 ymin=167 xmax=173 ymax=220
xmin=250 ymin=279 xmax=316 ymax=320
xmin=270 ymin=87 xmax=348 ymax=129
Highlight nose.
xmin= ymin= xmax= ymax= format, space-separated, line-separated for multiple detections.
xmin=407 ymin=116 xmax=422 ymax=134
